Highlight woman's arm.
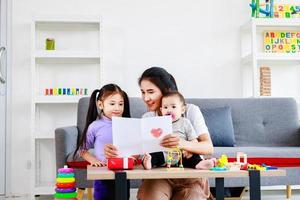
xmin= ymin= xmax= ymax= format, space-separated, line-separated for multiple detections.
xmin=160 ymin=133 xmax=214 ymax=155
xmin=181 ymin=133 xmax=214 ymax=155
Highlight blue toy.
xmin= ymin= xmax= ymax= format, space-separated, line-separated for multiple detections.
xmin=262 ymin=164 xmax=278 ymax=170
xmin=250 ymin=0 xmax=274 ymax=18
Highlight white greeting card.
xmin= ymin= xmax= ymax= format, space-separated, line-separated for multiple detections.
xmin=112 ymin=116 xmax=172 ymax=157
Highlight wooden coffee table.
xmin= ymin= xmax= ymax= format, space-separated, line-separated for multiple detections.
xmin=87 ymin=166 xmax=286 ymax=200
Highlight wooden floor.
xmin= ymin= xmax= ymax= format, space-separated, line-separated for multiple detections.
xmin=1 ymin=189 xmax=300 ymax=199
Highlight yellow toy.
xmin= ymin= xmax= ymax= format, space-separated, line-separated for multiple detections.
xmin=166 ymin=147 xmax=183 ymax=168
xmin=217 ymin=154 xmax=228 ymax=167
xmin=247 ymin=164 xmax=266 ymax=171
xmin=210 ymin=154 xmax=228 ymax=171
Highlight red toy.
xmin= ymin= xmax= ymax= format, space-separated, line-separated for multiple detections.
xmin=107 ymin=157 xmax=134 ymax=170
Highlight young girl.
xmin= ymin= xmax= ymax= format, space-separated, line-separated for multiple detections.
xmin=74 ymin=83 xmax=130 ymax=200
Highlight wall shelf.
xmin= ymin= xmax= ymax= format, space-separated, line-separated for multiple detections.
xmin=35 ymin=95 xmax=89 ymax=104
xmin=35 ymin=136 xmax=54 ymax=140
xmin=34 ymin=50 xmax=100 ymax=59
xmin=240 ymin=18 xmax=300 ymax=115
xmin=30 ymin=15 xmax=101 ymax=197
xmin=242 ymin=18 xmax=300 ymax=31
xmin=242 ymin=53 xmax=300 ymax=64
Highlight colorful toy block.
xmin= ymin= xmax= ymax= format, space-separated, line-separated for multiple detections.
xmin=264 ymin=31 xmax=300 ymax=53
xmin=250 ymin=0 xmax=300 ymax=18
xmin=44 ymin=87 xmax=88 ymax=96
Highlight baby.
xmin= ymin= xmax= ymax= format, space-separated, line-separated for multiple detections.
xmin=143 ymin=91 xmax=216 ymax=170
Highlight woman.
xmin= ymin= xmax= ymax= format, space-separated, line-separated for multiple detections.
xmin=104 ymin=67 xmax=214 ymax=199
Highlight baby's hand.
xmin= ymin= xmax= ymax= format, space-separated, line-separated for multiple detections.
xmin=182 ymin=150 xmax=193 ymax=159
xmin=130 ymin=155 xmax=141 ymax=164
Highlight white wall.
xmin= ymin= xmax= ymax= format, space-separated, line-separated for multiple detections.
xmin=10 ymin=0 xmax=250 ymax=195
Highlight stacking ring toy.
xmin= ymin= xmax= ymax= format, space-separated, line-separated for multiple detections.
xmin=57 ymin=173 xmax=75 ymax=178
xmin=56 ymin=182 xmax=76 ymax=188
xmin=54 ymin=192 xmax=77 ymax=198
xmin=55 ymin=188 xmax=76 ymax=193
xmin=56 ymin=177 xmax=75 ymax=184
xmin=58 ymin=167 xmax=74 ymax=173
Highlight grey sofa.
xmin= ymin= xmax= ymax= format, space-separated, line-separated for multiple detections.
xmin=55 ymin=97 xmax=300 ymax=189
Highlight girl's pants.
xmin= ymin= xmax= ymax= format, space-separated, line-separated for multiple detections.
xmin=94 ymin=180 xmax=130 ymax=200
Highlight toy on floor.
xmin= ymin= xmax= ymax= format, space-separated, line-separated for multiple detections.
xmin=166 ymin=147 xmax=183 ymax=168
xmin=54 ymin=165 xmax=77 ymax=200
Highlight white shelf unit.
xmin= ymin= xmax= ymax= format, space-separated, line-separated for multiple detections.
xmin=241 ymin=18 xmax=300 ymax=103
xmin=30 ymin=15 xmax=101 ymax=198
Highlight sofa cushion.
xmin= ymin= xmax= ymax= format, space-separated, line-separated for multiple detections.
xmin=201 ymin=106 xmax=235 ymax=147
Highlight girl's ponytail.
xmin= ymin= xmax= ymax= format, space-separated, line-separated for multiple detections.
xmin=73 ymin=89 xmax=101 ymax=159
xmin=122 ymin=91 xmax=131 ymax=118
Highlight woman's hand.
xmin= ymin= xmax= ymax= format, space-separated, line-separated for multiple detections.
xmin=160 ymin=134 xmax=183 ymax=148
xmin=104 ymin=144 xmax=119 ymax=158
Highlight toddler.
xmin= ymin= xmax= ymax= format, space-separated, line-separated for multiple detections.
xmin=143 ymin=91 xmax=216 ymax=170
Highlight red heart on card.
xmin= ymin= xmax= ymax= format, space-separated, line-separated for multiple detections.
xmin=151 ymin=128 xmax=163 ymax=138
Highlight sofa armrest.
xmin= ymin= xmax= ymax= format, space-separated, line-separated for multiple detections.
xmin=55 ymin=126 xmax=79 ymax=170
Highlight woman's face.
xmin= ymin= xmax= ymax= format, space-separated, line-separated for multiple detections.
xmin=140 ymin=79 xmax=163 ymax=111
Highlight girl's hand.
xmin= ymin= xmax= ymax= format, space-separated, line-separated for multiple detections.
xmin=90 ymin=159 xmax=106 ymax=167
xmin=160 ymin=134 xmax=181 ymax=148
xmin=104 ymin=144 xmax=119 ymax=158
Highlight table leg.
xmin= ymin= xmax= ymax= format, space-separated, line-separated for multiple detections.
xmin=115 ymin=171 xmax=127 ymax=200
xmin=249 ymin=170 xmax=261 ymax=200
xmin=215 ymin=178 xmax=224 ymax=200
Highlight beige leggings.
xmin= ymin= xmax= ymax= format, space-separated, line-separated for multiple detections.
xmin=137 ymin=178 xmax=210 ymax=200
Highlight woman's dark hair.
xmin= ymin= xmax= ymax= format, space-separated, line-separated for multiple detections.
xmin=73 ymin=84 xmax=130 ymax=160
xmin=138 ymin=67 xmax=178 ymax=95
